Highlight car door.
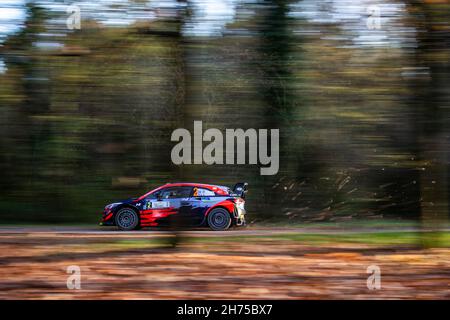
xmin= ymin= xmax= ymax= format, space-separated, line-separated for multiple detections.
xmin=181 ymin=187 xmax=217 ymax=226
xmin=142 ymin=186 xmax=193 ymax=226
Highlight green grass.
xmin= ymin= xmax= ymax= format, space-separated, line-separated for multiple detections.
xmin=252 ymin=218 xmax=424 ymax=229
xmin=97 ymin=231 xmax=450 ymax=249
xmin=185 ymin=231 xmax=450 ymax=248
xmin=270 ymin=231 xmax=450 ymax=247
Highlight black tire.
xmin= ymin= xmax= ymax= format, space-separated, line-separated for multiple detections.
xmin=115 ymin=207 xmax=140 ymax=231
xmin=207 ymin=208 xmax=232 ymax=231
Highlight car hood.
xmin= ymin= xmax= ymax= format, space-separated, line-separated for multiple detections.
xmin=119 ymin=197 xmax=137 ymax=204
xmin=105 ymin=197 xmax=137 ymax=208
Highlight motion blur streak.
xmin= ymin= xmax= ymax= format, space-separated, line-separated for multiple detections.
xmin=0 ymin=0 xmax=448 ymax=226
xmin=0 ymin=0 xmax=449 ymax=299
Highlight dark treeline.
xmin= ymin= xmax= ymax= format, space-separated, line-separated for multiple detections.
xmin=0 ymin=0 xmax=449 ymax=224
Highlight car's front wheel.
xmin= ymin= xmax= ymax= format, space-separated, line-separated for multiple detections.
xmin=207 ymin=208 xmax=232 ymax=231
xmin=115 ymin=208 xmax=140 ymax=231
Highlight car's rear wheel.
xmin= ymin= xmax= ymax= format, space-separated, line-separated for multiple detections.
xmin=115 ymin=208 xmax=139 ymax=231
xmin=207 ymin=208 xmax=232 ymax=231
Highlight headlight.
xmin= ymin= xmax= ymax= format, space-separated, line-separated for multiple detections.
xmin=105 ymin=202 xmax=121 ymax=210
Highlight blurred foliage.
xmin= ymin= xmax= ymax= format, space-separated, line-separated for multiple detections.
xmin=0 ymin=0 xmax=449 ymax=224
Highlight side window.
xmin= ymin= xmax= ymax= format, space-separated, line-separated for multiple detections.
xmin=160 ymin=187 xmax=192 ymax=199
xmin=146 ymin=192 xmax=159 ymax=200
xmin=194 ymin=188 xmax=216 ymax=197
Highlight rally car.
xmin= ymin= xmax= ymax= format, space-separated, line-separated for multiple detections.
xmin=100 ymin=182 xmax=248 ymax=231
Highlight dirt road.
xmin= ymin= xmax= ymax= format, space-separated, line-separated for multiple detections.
xmin=0 ymin=226 xmax=448 ymax=299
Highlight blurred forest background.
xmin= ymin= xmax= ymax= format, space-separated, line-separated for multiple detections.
xmin=0 ymin=0 xmax=449 ymax=224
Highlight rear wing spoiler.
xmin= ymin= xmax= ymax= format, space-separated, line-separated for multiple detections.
xmin=232 ymin=182 xmax=248 ymax=199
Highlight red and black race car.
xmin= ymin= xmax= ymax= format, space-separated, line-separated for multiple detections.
xmin=100 ymin=182 xmax=248 ymax=231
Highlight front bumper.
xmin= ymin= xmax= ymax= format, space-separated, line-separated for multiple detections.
xmin=99 ymin=209 xmax=114 ymax=226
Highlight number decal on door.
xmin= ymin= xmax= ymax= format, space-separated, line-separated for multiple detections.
xmin=150 ymin=201 xmax=170 ymax=209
